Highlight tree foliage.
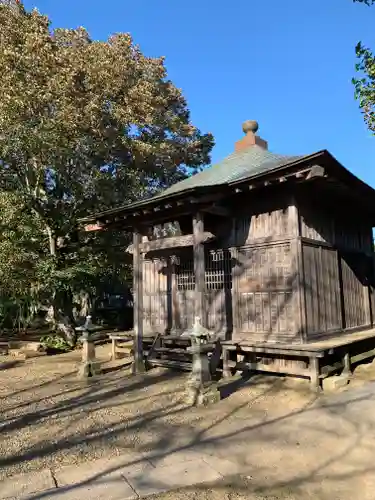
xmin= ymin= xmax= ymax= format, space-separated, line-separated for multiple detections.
xmin=353 ymin=0 xmax=375 ymax=5
xmin=352 ymin=0 xmax=375 ymax=132
xmin=0 ymin=2 xmax=214 ymax=339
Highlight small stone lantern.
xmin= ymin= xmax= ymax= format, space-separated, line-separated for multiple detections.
xmin=76 ymin=316 xmax=101 ymax=379
xmin=183 ymin=316 xmax=220 ymax=405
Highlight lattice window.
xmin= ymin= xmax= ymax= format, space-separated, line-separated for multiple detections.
xmin=175 ymin=249 xmax=232 ymax=291
xmin=175 ymin=256 xmax=195 ymax=291
xmin=205 ymin=249 xmax=232 ymax=290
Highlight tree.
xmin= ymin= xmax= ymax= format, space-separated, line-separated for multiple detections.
xmin=352 ymin=0 xmax=375 ymax=132
xmin=0 ymin=2 xmax=214 ymax=343
xmin=0 ymin=192 xmax=42 ymax=330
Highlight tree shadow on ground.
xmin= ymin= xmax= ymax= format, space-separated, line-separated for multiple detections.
xmin=1 ymin=365 xmax=375 ymax=499
xmin=0 ymin=359 xmax=24 ymax=370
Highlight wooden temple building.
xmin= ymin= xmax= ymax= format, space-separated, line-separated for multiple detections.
xmin=83 ymin=120 xmax=375 ymax=390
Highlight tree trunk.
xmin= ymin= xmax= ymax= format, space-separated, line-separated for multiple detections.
xmin=73 ymin=290 xmax=92 ymax=322
xmin=44 ymin=225 xmax=77 ymax=345
xmin=46 ymin=225 xmax=57 ymax=257
xmin=46 ymin=290 xmax=77 ymax=346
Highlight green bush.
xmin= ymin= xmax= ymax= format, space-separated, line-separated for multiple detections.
xmin=40 ymin=334 xmax=72 ymax=352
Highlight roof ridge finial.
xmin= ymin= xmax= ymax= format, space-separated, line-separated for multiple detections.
xmin=236 ymin=120 xmax=268 ymax=151
xmin=242 ymin=120 xmax=259 ymax=135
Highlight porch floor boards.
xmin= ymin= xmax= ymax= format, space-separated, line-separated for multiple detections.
xmin=227 ymin=328 xmax=375 ymax=356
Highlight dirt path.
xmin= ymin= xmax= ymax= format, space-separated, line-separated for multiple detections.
xmin=1 ymin=345 xmax=375 ymax=499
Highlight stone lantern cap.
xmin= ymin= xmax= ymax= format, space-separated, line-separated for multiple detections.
xmin=182 ymin=317 xmax=211 ymax=342
xmin=75 ymin=316 xmax=101 ymax=340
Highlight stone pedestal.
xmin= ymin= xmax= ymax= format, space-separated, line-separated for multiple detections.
xmin=186 ymin=344 xmax=220 ymax=406
xmin=76 ymin=317 xmax=101 ymax=379
xmin=77 ymin=337 xmax=101 ymax=379
xmin=131 ymin=357 xmax=146 ymax=375
xmin=186 ymin=380 xmax=221 ymax=406
xmin=183 ymin=316 xmax=221 ymax=406
xmin=323 ymin=374 xmax=351 ymax=392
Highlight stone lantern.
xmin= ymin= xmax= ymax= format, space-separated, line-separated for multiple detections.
xmin=183 ymin=317 xmax=220 ymax=405
xmin=76 ymin=316 xmax=101 ymax=379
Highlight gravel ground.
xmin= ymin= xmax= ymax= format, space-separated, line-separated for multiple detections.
xmin=146 ymin=475 xmax=315 ymax=500
xmin=2 ymin=345 xmax=375 ymax=499
xmin=0 ymin=344 xmax=314 ymax=481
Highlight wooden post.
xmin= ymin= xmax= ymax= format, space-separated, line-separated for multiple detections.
xmin=111 ymin=339 xmax=118 ymax=361
xmin=222 ymin=347 xmax=232 ymax=378
xmin=231 ymin=246 xmax=240 ymax=335
xmin=342 ymin=352 xmax=351 ymax=376
xmin=309 ymin=356 xmax=321 ymax=392
xmin=193 ymin=212 xmax=205 ymax=323
xmin=292 ymin=237 xmax=306 ymax=343
xmin=290 ymin=197 xmax=306 ymax=343
xmin=132 ymin=229 xmax=145 ymax=373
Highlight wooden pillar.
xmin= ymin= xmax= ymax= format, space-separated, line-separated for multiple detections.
xmin=193 ymin=212 xmax=205 ymax=323
xmin=342 ymin=352 xmax=351 ymax=376
xmin=222 ymin=346 xmax=232 ymax=378
xmin=132 ymin=229 xmax=145 ymax=373
xmin=309 ymin=356 xmax=322 ymax=392
xmin=290 ymin=197 xmax=306 ymax=342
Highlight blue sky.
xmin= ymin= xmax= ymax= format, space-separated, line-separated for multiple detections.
xmin=24 ymin=0 xmax=375 ymax=186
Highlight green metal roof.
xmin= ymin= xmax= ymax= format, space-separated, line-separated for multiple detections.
xmin=80 ymin=143 xmax=375 ymax=225
xmin=160 ymin=144 xmax=301 ymax=197
xmin=81 ymin=145 xmax=306 ymax=222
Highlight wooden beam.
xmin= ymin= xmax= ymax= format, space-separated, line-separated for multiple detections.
xmin=233 ymin=168 xmax=314 ymax=192
xmin=126 ymin=232 xmax=215 ymax=254
xmin=202 ymin=205 xmax=231 ymax=217
xmin=132 ymin=229 xmax=145 ymax=373
xmin=306 ymin=165 xmax=326 ymax=180
xmin=84 ymin=222 xmax=104 ymax=232
xmin=236 ymin=344 xmax=325 ymax=358
xmin=351 ymin=347 xmax=375 ymax=365
xmin=229 ymin=360 xmax=308 ymax=377
xmin=193 ymin=212 xmax=206 ymax=322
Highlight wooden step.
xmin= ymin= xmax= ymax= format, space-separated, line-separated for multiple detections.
xmin=9 ymin=349 xmax=45 ymax=360
xmin=153 ymin=347 xmax=192 ymax=355
xmin=147 ymin=358 xmax=191 ymax=371
xmin=161 ymin=336 xmax=191 ymax=342
xmin=0 ymin=342 xmax=9 ymax=355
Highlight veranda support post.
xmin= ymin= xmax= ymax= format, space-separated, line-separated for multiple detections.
xmin=132 ymin=228 xmax=145 ymax=373
xmin=193 ymin=212 xmax=205 ymax=323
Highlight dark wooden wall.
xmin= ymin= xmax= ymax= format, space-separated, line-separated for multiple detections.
xmin=142 ymin=257 xmax=170 ymax=334
xmin=299 ymin=195 xmax=374 ymax=340
xmin=141 ymin=196 xmax=302 ymax=342
xmin=140 ymin=188 xmax=374 ymax=344
xmin=142 ymin=249 xmax=232 ymax=336
xmin=302 ymin=244 xmax=342 ymax=336
xmin=233 ymin=241 xmax=298 ymax=342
